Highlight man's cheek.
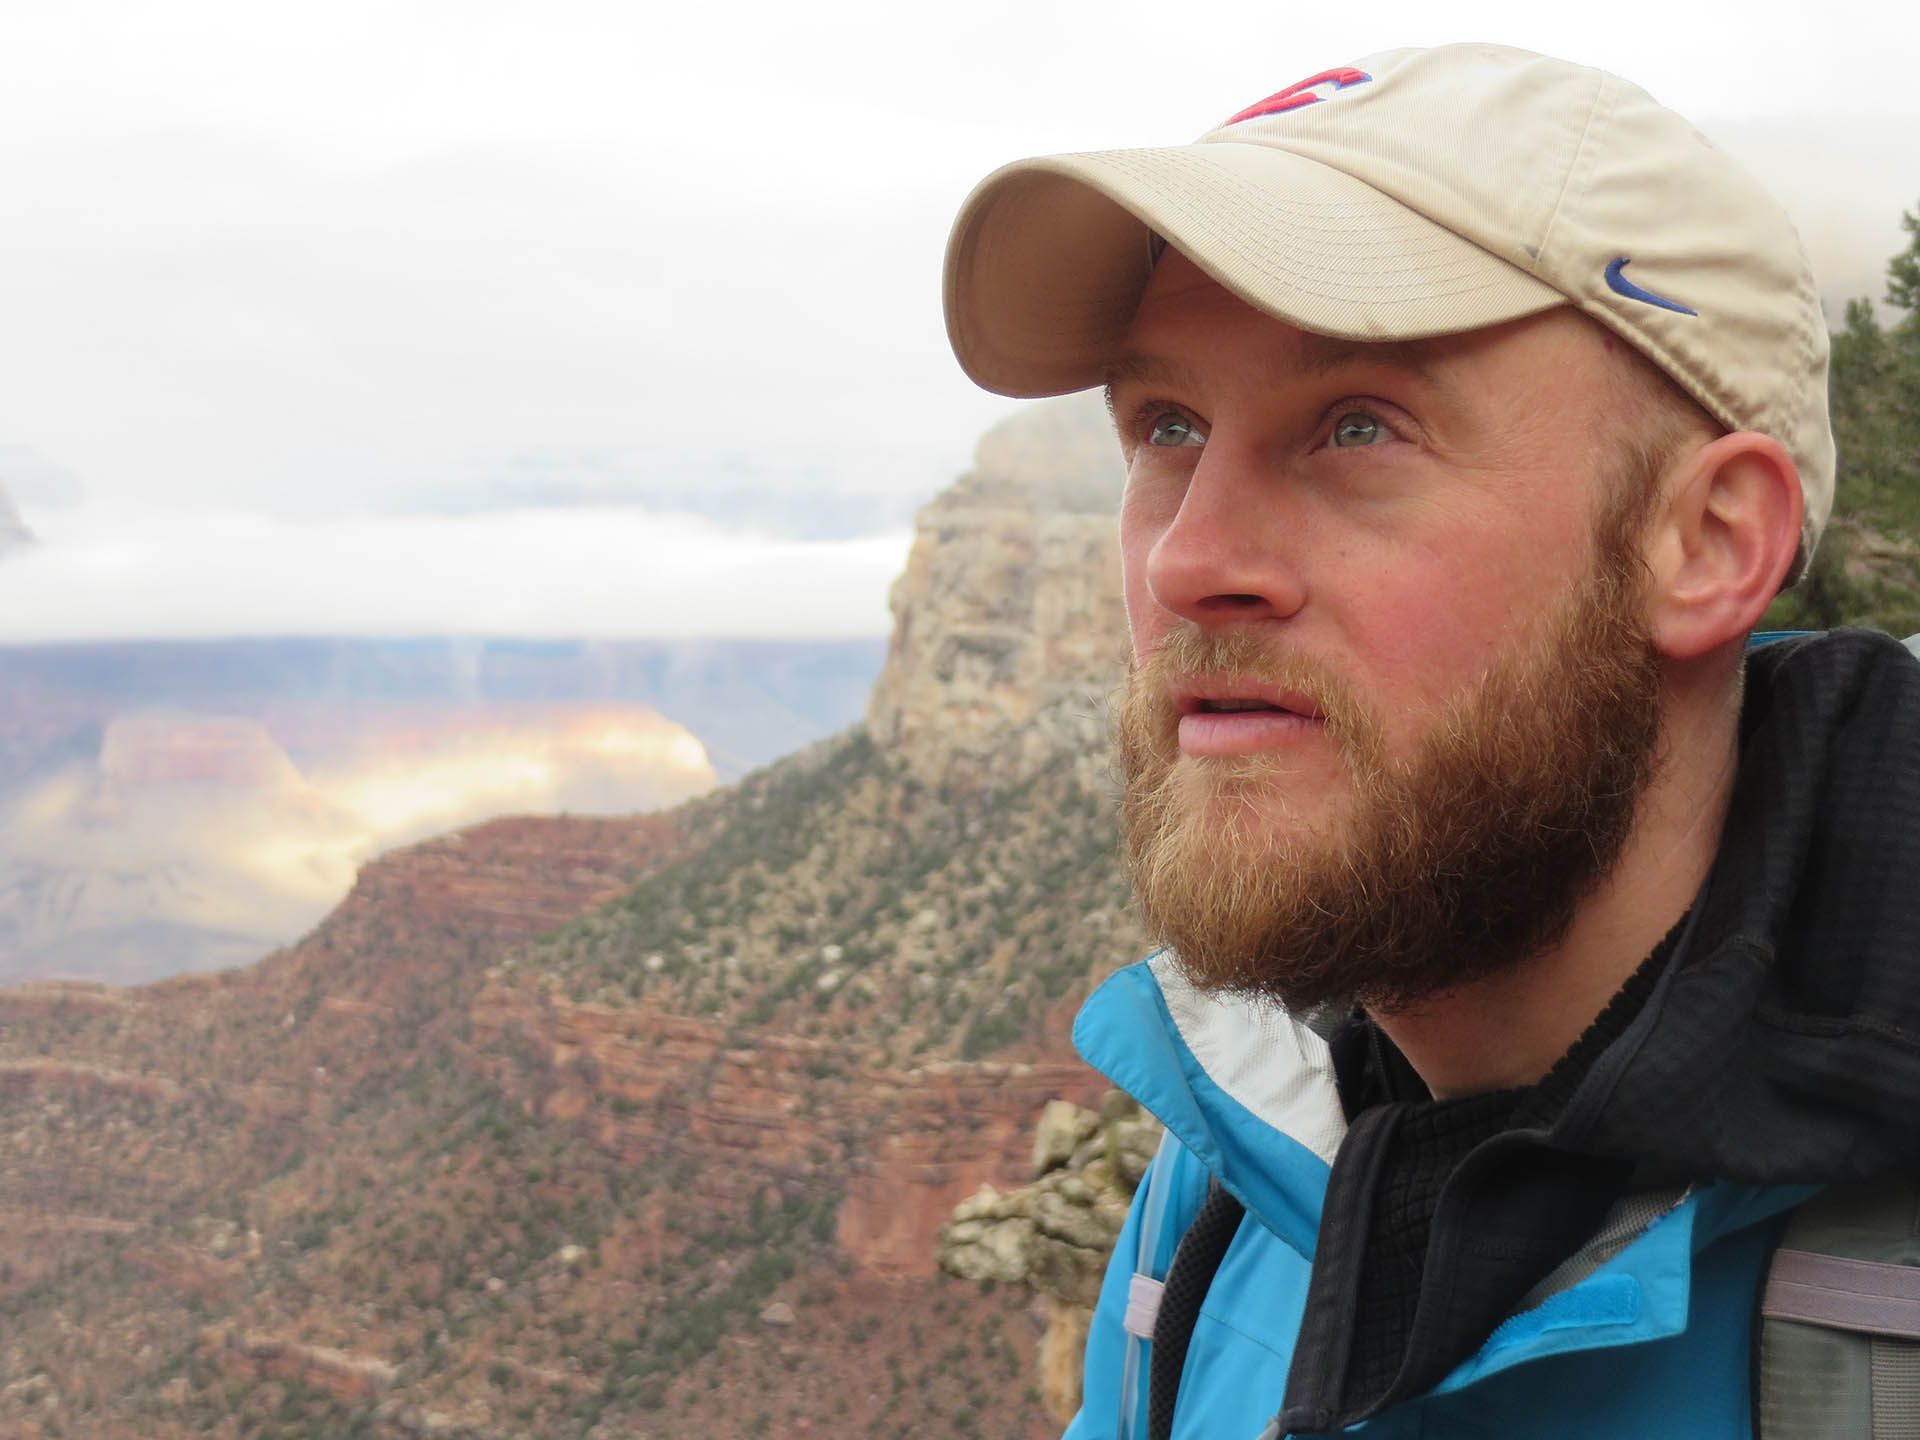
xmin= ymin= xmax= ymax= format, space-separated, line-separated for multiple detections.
xmin=1119 ymin=562 xmax=1167 ymax=663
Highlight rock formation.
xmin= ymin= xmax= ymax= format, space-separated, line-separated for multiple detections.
xmin=866 ymin=391 xmax=1128 ymax=785
xmin=937 ymin=1093 xmax=1160 ymax=1424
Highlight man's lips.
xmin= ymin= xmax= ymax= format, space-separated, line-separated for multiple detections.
xmin=1171 ymin=680 xmax=1325 ymax=721
xmin=1170 ymin=681 xmax=1326 ymax=757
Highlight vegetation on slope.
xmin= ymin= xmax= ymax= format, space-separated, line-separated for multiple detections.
xmin=523 ymin=726 xmax=1144 ymax=1065
xmin=1766 ymin=205 xmax=1920 ymax=634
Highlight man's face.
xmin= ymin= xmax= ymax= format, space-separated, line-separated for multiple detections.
xmin=1109 ymin=250 xmax=1667 ymax=1013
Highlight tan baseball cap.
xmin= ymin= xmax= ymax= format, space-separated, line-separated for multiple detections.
xmin=944 ymin=43 xmax=1834 ymax=571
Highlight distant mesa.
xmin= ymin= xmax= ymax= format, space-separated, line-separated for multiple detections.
xmin=96 ymin=711 xmax=312 ymax=794
xmin=0 ymin=711 xmax=361 ymax=988
xmin=0 ymin=634 xmax=881 ymax=986
xmin=0 ymin=704 xmax=717 ymax=986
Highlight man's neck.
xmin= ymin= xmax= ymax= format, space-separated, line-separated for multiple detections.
xmin=1370 ymin=664 xmax=1741 ymax=1100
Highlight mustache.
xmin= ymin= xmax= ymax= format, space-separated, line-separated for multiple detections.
xmin=1120 ymin=627 xmax=1382 ymax=764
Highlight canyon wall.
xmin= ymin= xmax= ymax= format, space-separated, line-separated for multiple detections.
xmin=867 ymin=391 xmax=1128 ymax=784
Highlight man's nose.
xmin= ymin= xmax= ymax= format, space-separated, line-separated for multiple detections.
xmin=1144 ymin=451 xmax=1306 ymax=626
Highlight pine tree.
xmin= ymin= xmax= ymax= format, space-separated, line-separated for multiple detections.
xmin=1886 ymin=205 xmax=1920 ymax=316
xmin=1765 ymin=204 xmax=1920 ymax=634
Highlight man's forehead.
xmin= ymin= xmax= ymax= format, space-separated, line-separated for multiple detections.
xmin=1104 ymin=254 xmax=1621 ymax=411
xmin=1102 ymin=336 xmax=1450 ymax=391
xmin=1099 ymin=333 xmax=1468 ymax=421
xmin=1106 ymin=247 xmax=1469 ymax=389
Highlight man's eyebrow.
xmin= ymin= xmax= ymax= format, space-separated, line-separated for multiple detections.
xmin=1101 ymin=338 xmax=1457 ymax=411
xmin=1289 ymin=337 xmax=1449 ymax=382
xmin=1101 ymin=355 xmax=1198 ymax=416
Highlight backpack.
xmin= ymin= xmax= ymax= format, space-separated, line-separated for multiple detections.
xmin=1758 ymin=1176 xmax=1920 ymax=1439
xmin=1753 ymin=634 xmax=1920 ymax=1436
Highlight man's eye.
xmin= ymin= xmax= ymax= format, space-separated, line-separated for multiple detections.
xmin=1330 ymin=410 xmax=1387 ymax=448
xmin=1146 ymin=412 xmax=1206 ymax=448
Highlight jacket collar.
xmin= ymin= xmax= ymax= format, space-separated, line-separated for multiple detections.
xmin=1073 ymin=951 xmax=1343 ymax=1257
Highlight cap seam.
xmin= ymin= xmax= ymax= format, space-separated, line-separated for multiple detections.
xmin=1533 ymin=68 xmax=1610 ymax=273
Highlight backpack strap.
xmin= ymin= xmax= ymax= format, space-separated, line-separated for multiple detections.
xmin=1758 ymin=1177 xmax=1920 ymax=1439
xmin=1147 ymin=1179 xmax=1246 ymax=1440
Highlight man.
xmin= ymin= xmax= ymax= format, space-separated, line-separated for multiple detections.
xmin=943 ymin=43 xmax=1920 ymax=1439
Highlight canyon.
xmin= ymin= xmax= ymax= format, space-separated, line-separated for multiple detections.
xmin=0 ymin=392 xmax=1144 ymax=1438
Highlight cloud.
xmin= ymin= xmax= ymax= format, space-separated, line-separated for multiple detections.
xmin=0 ymin=1 xmax=1912 ymax=647
xmin=0 ymin=446 xmax=85 ymax=512
xmin=0 ymin=484 xmax=33 ymax=558
xmin=0 ymin=500 xmax=910 ymax=641
xmin=411 ymin=445 xmax=933 ymax=540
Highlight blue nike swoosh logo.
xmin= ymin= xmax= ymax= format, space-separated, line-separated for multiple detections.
xmin=1605 ymin=257 xmax=1697 ymax=316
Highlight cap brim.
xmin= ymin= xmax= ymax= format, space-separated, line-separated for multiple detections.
xmin=944 ymin=143 xmax=1567 ymax=398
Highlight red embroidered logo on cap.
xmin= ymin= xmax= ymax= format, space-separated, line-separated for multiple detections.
xmin=1226 ymin=68 xmax=1372 ymax=124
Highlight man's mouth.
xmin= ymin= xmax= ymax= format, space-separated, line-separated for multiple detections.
xmin=1173 ymin=684 xmax=1326 ymax=756
xmin=1194 ymin=698 xmax=1295 ymax=715
xmin=1176 ymin=685 xmax=1324 ymax=720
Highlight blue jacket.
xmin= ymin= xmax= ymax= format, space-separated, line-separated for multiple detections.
xmin=1064 ymin=953 xmax=1813 ymax=1439
xmin=1063 ymin=631 xmax=1920 ymax=1440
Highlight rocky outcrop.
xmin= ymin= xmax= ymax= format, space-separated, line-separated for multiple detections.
xmin=866 ymin=392 xmax=1128 ymax=784
xmin=938 ymin=1092 xmax=1160 ymax=1423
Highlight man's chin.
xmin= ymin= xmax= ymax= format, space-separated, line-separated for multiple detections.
xmin=1159 ymin=758 xmax=1351 ymax=852
xmin=1125 ymin=820 xmax=1364 ymax=1011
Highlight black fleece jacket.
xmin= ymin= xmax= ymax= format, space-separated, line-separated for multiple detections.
xmin=1267 ymin=629 xmax=1920 ymax=1435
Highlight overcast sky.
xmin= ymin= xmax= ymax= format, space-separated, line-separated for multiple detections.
xmin=0 ymin=0 xmax=1915 ymax=640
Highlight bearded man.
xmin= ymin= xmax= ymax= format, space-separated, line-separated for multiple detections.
xmin=943 ymin=43 xmax=1920 ymax=1440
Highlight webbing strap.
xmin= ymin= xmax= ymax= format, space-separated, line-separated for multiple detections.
xmin=1766 ymin=1250 xmax=1920 ymax=1339
xmin=1758 ymin=1177 xmax=1920 ymax=1438
xmin=1125 ymin=1275 xmax=1165 ymax=1340
xmin=1871 ymin=1338 xmax=1920 ymax=1440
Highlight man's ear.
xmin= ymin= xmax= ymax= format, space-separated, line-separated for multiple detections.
xmin=1642 ymin=431 xmax=1805 ymax=661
